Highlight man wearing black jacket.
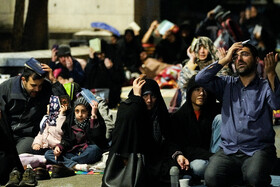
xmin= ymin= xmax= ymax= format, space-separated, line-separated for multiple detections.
xmin=0 ymin=58 xmax=66 ymax=155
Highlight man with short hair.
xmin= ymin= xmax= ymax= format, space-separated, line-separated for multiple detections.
xmin=0 ymin=58 xmax=66 ymax=154
xmin=196 ymin=42 xmax=280 ymax=186
xmin=50 ymin=44 xmax=85 ymax=85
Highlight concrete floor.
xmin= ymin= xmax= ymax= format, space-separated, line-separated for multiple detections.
xmin=37 ymin=174 xmax=103 ymax=187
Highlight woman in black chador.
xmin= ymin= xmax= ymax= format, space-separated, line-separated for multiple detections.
xmin=102 ymin=78 xmax=174 ymax=187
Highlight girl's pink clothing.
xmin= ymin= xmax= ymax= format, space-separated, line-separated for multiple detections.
xmin=32 ymin=115 xmax=66 ymax=149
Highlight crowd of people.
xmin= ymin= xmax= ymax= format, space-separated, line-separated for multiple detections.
xmin=0 ymin=2 xmax=280 ymax=187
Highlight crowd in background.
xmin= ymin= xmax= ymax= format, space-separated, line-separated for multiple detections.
xmin=1 ymin=2 xmax=280 ymax=187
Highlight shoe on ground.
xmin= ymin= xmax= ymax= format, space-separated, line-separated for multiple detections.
xmin=51 ymin=164 xmax=75 ymax=178
xmin=34 ymin=167 xmax=50 ymax=180
xmin=74 ymin=164 xmax=89 ymax=171
xmin=18 ymin=168 xmax=38 ymax=187
xmin=5 ymin=167 xmax=22 ymax=187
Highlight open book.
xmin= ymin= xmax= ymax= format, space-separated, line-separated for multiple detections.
xmin=157 ymin=20 xmax=175 ymax=35
xmin=89 ymin=38 xmax=101 ymax=53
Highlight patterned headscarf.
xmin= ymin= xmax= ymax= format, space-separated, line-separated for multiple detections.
xmin=40 ymin=95 xmax=61 ymax=134
xmin=192 ymin=36 xmax=218 ymax=62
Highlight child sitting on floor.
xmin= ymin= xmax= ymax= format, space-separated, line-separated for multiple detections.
xmin=45 ymin=96 xmax=108 ymax=172
xmin=31 ymin=95 xmax=68 ymax=155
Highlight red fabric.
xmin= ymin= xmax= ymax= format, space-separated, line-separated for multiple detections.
xmin=194 ymin=110 xmax=200 ymax=120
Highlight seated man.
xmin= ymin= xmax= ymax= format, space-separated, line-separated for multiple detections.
xmin=50 ymin=44 xmax=85 ymax=85
xmin=0 ymin=58 xmax=66 ymax=154
xmin=196 ymin=42 xmax=280 ymax=186
xmin=169 ymin=75 xmax=221 ymax=184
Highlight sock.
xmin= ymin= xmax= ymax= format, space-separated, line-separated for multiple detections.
xmin=74 ymin=164 xmax=89 ymax=171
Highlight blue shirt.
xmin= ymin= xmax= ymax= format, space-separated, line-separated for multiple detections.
xmin=196 ymin=62 xmax=280 ymax=156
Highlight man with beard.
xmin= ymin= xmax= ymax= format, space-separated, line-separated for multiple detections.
xmin=195 ymin=42 xmax=280 ymax=187
xmin=0 ymin=58 xmax=66 ymax=155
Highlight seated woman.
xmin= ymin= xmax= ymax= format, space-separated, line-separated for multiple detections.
xmin=178 ymin=36 xmax=231 ymax=105
xmin=169 ymin=75 xmax=221 ymax=185
xmin=45 ymin=96 xmax=108 ymax=177
xmin=102 ymin=77 xmax=173 ymax=187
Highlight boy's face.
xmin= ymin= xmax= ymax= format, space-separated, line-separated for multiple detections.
xmin=21 ymin=76 xmax=44 ymax=98
xmin=74 ymin=105 xmax=89 ymax=122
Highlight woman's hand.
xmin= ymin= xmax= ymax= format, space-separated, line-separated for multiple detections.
xmin=186 ymin=46 xmax=198 ymax=70
xmin=132 ymin=77 xmax=146 ymax=96
xmin=177 ymin=155 xmax=190 ymax=170
xmin=217 ymin=47 xmax=227 ymax=61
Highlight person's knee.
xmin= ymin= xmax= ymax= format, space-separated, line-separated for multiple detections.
xmin=16 ymin=137 xmax=34 ymax=154
xmin=190 ymin=159 xmax=208 ymax=178
xmin=244 ymin=170 xmax=271 ymax=186
xmin=44 ymin=150 xmax=54 ymax=160
xmin=204 ymin=164 xmax=225 ymax=187
xmin=212 ymin=114 xmax=221 ymax=129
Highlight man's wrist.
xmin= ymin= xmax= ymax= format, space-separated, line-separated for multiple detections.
xmin=218 ymin=57 xmax=230 ymax=66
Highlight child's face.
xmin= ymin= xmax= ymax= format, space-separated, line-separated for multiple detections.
xmin=74 ymin=105 xmax=89 ymax=123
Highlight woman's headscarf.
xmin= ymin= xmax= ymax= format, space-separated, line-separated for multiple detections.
xmin=192 ymin=36 xmax=218 ymax=62
xmin=40 ymin=95 xmax=60 ymax=134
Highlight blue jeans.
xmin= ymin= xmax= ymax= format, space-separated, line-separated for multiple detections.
xmin=190 ymin=159 xmax=209 ymax=178
xmin=187 ymin=114 xmax=221 ymax=179
xmin=45 ymin=144 xmax=102 ymax=168
xmin=210 ymin=114 xmax=221 ymax=153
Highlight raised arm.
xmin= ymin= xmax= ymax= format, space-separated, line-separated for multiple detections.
xmin=264 ymin=52 xmax=279 ymax=92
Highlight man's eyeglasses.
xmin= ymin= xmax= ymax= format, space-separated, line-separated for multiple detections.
xmin=232 ymin=52 xmax=251 ymax=61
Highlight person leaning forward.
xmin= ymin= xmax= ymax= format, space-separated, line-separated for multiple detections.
xmin=196 ymin=42 xmax=280 ymax=187
xmin=0 ymin=58 xmax=67 ymax=154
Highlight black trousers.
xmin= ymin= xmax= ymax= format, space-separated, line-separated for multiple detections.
xmin=204 ymin=147 xmax=277 ymax=187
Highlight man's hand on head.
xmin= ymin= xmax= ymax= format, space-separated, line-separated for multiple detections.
xmin=41 ymin=63 xmax=56 ymax=83
xmin=219 ymin=42 xmax=243 ymax=66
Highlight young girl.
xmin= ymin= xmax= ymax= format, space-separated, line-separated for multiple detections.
xmin=45 ymin=96 xmax=108 ymax=173
xmin=32 ymin=95 xmax=68 ymax=155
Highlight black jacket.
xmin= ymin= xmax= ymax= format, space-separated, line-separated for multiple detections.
xmin=59 ymin=109 xmax=108 ymax=153
xmin=0 ymin=76 xmax=66 ymax=138
xmin=170 ymin=76 xmax=221 ymax=161
xmin=104 ymin=79 xmax=174 ymax=184
xmin=0 ymin=111 xmax=24 ymax=185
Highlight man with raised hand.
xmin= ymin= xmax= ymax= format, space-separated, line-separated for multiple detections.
xmin=195 ymin=42 xmax=280 ymax=187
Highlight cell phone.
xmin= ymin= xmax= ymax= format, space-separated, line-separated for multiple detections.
xmin=52 ymin=44 xmax=59 ymax=50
